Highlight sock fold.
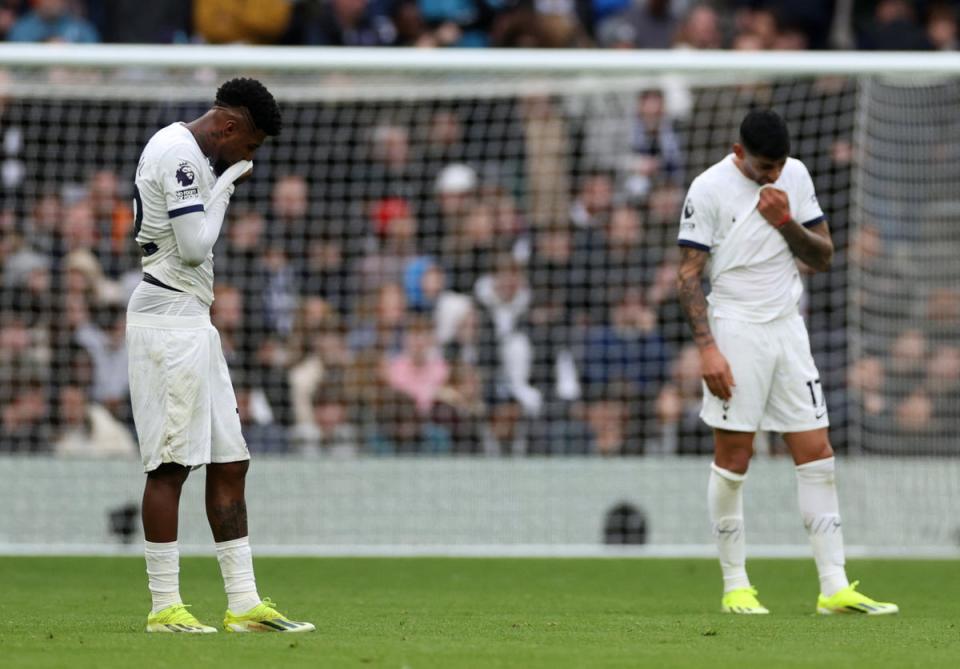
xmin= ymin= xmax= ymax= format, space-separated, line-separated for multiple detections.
xmin=216 ymin=536 xmax=261 ymax=614
xmin=796 ymin=456 xmax=849 ymax=597
xmin=708 ymin=464 xmax=750 ymax=593
xmin=145 ymin=540 xmax=182 ymax=614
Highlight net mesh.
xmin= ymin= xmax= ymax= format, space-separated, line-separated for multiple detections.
xmin=0 ymin=62 xmax=955 ymax=462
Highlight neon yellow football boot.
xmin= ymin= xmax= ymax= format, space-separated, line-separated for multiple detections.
xmin=146 ymin=603 xmax=218 ymax=633
xmin=817 ymin=581 xmax=899 ymax=615
xmin=223 ymin=598 xmax=316 ymax=633
xmin=721 ymin=586 xmax=770 ymax=614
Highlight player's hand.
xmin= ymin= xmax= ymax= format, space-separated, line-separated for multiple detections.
xmin=757 ymin=186 xmax=790 ymax=227
xmin=700 ymin=344 xmax=735 ymax=401
xmin=233 ymin=163 xmax=254 ymax=185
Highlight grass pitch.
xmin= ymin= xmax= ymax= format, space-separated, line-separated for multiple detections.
xmin=1 ymin=557 xmax=958 ymax=668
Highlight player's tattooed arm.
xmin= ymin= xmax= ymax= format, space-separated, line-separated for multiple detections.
xmin=676 ymin=246 xmax=714 ymax=350
xmin=757 ymin=187 xmax=833 ymax=271
xmin=777 ymin=220 xmax=834 ymax=272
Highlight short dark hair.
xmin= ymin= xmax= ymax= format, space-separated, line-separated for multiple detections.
xmin=739 ymin=109 xmax=790 ymax=159
xmin=215 ymin=77 xmax=282 ymax=137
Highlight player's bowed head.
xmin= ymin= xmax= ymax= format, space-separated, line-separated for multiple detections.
xmin=733 ymin=109 xmax=792 ymax=228
xmin=185 ymin=77 xmax=283 ymax=179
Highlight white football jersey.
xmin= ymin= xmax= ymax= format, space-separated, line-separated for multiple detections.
xmin=133 ymin=123 xmax=218 ymax=305
xmin=677 ymin=154 xmax=825 ymax=323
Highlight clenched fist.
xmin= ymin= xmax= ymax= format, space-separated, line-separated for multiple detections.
xmin=758 ymin=186 xmax=790 ymax=228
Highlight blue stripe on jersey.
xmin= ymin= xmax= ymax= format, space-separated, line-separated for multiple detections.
xmin=168 ymin=204 xmax=204 ymax=219
xmin=801 ymin=215 xmax=827 ymax=228
xmin=678 ymin=240 xmax=710 ymax=252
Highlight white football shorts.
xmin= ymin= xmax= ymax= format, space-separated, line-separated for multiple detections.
xmin=700 ymin=312 xmax=829 ymax=434
xmin=127 ymin=311 xmax=248 ymax=472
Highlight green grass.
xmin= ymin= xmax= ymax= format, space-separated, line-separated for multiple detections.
xmin=1 ymin=557 xmax=958 ymax=669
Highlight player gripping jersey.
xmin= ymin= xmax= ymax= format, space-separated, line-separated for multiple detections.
xmin=676 ymin=109 xmax=897 ymax=616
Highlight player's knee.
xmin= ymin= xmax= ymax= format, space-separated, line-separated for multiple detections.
xmin=146 ymin=463 xmax=190 ymax=487
xmin=210 ymin=460 xmax=249 ymax=482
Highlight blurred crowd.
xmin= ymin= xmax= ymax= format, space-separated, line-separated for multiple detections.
xmin=1 ymin=0 xmax=959 ymax=51
xmin=2 ymin=63 xmax=958 ymax=460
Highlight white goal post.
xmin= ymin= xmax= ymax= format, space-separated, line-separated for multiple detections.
xmin=0 ymin=46 xmax=958 ymax=557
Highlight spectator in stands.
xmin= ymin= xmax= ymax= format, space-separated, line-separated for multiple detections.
xmin=582 ymin=287 xmax=670 ymax=404
xmin=433 ymin=358 xmax=486 ymax=453
xmin=436 ymin=162 xmax=478 ymax=230
xmin=895 ymin=388 xmax=934 ymax=436
xmin=357 ymin=197 xmax=420 ymax=295
xmin=25 ymin=190 xmax=62 ymax=256
xmin=585 ymin=394 xmax=629 ymax=455
xmin=7 ymin=0 xmax=100 ymax=43
xmin=217 ymin=208 xmax=269 ymax=320
xmin=391 ymin=0 xmax=434 ymax=46
xmin=261 ymin=242 xmax=299 ymax=337
xmin=348 ymin=281 xmax=408 ymax=355
xmin=73 ymin=300 xmax=129 ymax=422
xmin=211 ymin=283 xmax=248 ymax=368
xmin=402 ymin=257 xmax=473 ymax=352
xmin=87 ymin=0 xmax=191 ymax=44
xmin=623 ymin=89 xmax=684 ymax=201
xmin=888 ymin=329 xmax=927 ymax=400
xmin=569 ymin=170 xmax=614 ymax=230
xmin=925 ymin=345 xmax=960 ymax=437
xmin=474 ymin=254 xmax=541 ymax=417
xmin=927 ymin=3 xmax=958 ymax=51
xmin=87 ymin=169 xmax=134 ymax=278
xmin=733 ymin=4 xmax=778 ymax=49
xmin=643 ymin=179 xmax=683 ymax=249
xmin=858 ymin=0 xmax=932 ymax=50
xmin=923 ymin=288 xmax=960 ymax=343
xmin=267 ymin=174 xmax=312 ymax=266
xmin=234 ymin=375 xmax=291 ymax=455
xmin=53 ymin=384 xmax=136 ymax=459
xmin=364 ymin=123 xmax=419 ymax=203
xmin=519 ymin=95 xmax=572 ymax=229
xmin=674 ymin=3 xmax=722 ymax=49
xmin=442 ymin=201 xmax=500 ymax=295
xmin=597 ymin=0 xmax=679 ymax=49
xmin=288 ymin=302 xmax=352 ymax=433
xmin=651 ymin=343 xmax=712 ymax=454
xmin=193 ymin=0 xmax=293 ymax=44
xmin=417 ymin=0 xmax=500 ymax=47
xmin=383 ymin=315 xmax=451 ymax=415
xmin=300 ymin=0 xmax=396 ymax=46
xmin=0 ymin=1 xmax=20 ymax=40
xmin=302 ymin=381 xmax=360 ymax=456
xmin=0 ymin=362 xmax=50 ymax=453
xmin=0 ymin=298 xmax=48 ymax=370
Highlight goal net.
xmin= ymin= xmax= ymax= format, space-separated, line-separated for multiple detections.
xmin=0 ymin=46 xmax=957 ymax=555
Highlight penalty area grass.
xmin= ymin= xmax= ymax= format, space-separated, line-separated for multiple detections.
xmin=1 ymin=557 xmax=957 ymax=669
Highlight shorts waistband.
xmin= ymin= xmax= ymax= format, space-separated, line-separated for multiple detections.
xmin=126 ymin=310 xmax=211 ymax=330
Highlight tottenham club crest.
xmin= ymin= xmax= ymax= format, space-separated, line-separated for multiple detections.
xmin=175 ymin=162 xmax=195 ymax=187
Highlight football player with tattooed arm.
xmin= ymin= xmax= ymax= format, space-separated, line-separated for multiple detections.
xmin=675 ymin=109 xmax=897 ymax=616
xmin=127 ymin=78 xmax=314 ymax=633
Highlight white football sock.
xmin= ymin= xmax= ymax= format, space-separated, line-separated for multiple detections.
xmin=708 ymin=463 xmax=750 ymax=593
xmin=216 ymin=536 xmax=262 ymax=614
xmin=796 ymin=456 xmax=849 ymax=597
xmin=145 ymin=540 xmax=182 ymax=614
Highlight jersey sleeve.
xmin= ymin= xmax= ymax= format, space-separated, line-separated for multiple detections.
xmin=793 ymin=162 xmax=826 ymax=227
xmin=159 ymin=146 xmax=206 ymax=219
xmin=677 ymin=177 xmax=717 ymax=252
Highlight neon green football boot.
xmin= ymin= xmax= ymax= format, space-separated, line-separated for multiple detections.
xmin=146 ymin=603 xmax=218 ymax=633
xmin=817 ymin=581 xmax=899 ymax=615
xmin=223 ymin=598 xmax=316 ymax=633
xmin=721 ymin=586 xmax=770 ymax=614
